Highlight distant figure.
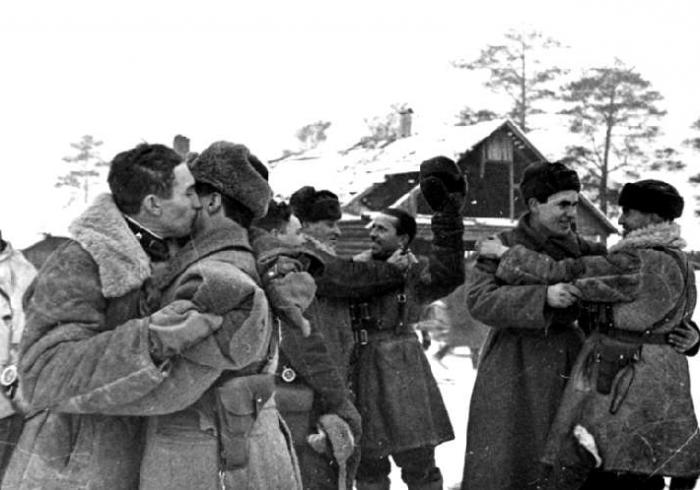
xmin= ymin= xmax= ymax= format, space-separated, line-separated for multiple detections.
xmin=430 ymin=282 xmax=490 ymax=370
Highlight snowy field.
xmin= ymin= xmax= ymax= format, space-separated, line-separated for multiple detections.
xmin=388 ymin=282 xmax=700 ymax=489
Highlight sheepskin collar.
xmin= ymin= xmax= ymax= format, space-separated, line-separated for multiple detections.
xmin=69 ymin=193 xmax=152 ymax=298
xmin=609 ymin=221 xmax=686 ymax=253
xmin=0 ymin=242 xmax=20 ymax=264
xmin=302 ymin=233 xmax=337 ymax=257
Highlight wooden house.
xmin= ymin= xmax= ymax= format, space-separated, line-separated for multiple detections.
xmin=336 ymin=119 xmax=617 ymax=257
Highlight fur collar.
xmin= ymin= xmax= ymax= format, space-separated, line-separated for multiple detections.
xmin=0 ymin=242 xmax=20 ymax=265
xmin=609 ymin=221 xmax=686 ymax=253
xmin=302 ymin=233 xmax=337 ymax=257
xmin=69 ymin=193 xmax=151 ymax=298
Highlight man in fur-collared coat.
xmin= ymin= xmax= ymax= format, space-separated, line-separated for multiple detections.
xmin=463 ymin=161 xmax=606 ymax=490
xmin=481 ymin=179 xmax=700 ymax=490
xmin=138 ymin=142 xmax=304 ymax=489
xmin=2 ymin=144 xmax=222 ymax=490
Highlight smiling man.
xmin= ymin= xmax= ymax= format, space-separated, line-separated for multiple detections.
xmin=350 ymin=156 xmax=466 ymax=490
xmin=463 ymin=161 xmax=607 ymax=490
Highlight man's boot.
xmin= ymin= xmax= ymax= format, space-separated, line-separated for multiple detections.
xmin=355 ymin=477 xmax=390 ymax=490
xmin=407 ymin=473 xmax=443 ymax=490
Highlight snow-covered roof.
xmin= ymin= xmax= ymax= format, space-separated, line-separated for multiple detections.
xmin=268 ymin=118 xmax=532 ymax=202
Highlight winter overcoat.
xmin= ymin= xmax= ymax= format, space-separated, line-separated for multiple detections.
xmin=495 ymin=221 xmax=700 ymax=479
xmin=276 ymin=236 xmax=404 ymax=489
xmin=1 ymin=194 xmax=184 ymax=490
xmin=353 ymin=212 xmax=464 ymax=458
xmin=139 ymin=220 xmax=302 ymax=490
xmin=462 ymin=213 xmax=606 ymax=490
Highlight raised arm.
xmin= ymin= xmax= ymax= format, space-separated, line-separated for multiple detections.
xmin=409 ymin=212 xmax=466 ymax=304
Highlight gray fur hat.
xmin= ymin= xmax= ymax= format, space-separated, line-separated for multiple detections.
xmin=191 ymin=141 xmax=272 ymax=219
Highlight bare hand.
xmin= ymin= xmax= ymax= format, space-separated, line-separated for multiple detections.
xmin=477 ymin=236 xmax=508 ymax=259
xmin=546 ymin=283 xmax=581 ymax=308
xmin=667 ymin=319 xmax=700 ymax=354
xmin=387 ymin=248 xmax=418 ymax=271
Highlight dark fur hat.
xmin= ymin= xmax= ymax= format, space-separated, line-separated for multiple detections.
xmin=290 ymin=186 xmax=341 ymax=223
xmin=519 ymin=161 xmax=581 ymax=203
xmin=619 ymin=179 xmax=684 ymax=220
xmin=191 ymin=141 xmax=272 ymax=219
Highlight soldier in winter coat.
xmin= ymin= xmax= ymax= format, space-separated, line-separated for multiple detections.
xmin=279 ymin=187 xmax=406 ymax=490
xmin=480 ymin=179 xmax=700 ymax=490
xmin=0 ymin=233 xmax=37 ymax=475
xmin=351 ymin=156 xmax=466 ymax=490
xmin=138 ymin=142 xmax=304 ymax=489
xmin=463 ymin=161 xmax=606 ymax=490
xmin=1 ymin=144 xmax=222 ymax=490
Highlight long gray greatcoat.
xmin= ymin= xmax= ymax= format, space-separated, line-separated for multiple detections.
xmin=495 ymin=221 xmax=700 ymax=479
xmin=462 ymin=213 xmax=606 ymax=490
xmin=354 ymin=212 xmax=464 ymax=459
xmin=277 ymin=235 xmax=405 ymax=489
xmin=139 ymin=220 xmax=301 ymax=490
xmin=1 ymin=194 xmax=198 ymax=490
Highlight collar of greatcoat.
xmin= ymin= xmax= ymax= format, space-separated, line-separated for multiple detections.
xmin=609 ymin=221 xmax=686 ymax=253
xmin=69 ymin=193 xmax=152 ymax=298
xmin=154 ymin=219 xmax=253 ymax=291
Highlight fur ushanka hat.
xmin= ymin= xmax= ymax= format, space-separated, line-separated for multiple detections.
xmin=519 ymin=161 xmax=581 ymax=203
xmin=190 ymin=141 xmax=272 ymax=219
xmin=290 ymin=186 xmax=341 ymax=223
xmin=618 ymin=179 xmax=684 ymax=220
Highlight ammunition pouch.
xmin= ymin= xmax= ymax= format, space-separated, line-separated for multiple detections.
xmin=214 ymin=373 xmax=274 ymax=471
xmin=274 ymin=382 xmax=314 ymax=445
xmin=594 ymin=340 xmax=640 ymax=395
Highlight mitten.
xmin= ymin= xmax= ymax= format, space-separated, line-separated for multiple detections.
xmin=148 ymin=299 xmax=223 ymax=361
xmin=419 ymin=156 xmax=467 ymax=214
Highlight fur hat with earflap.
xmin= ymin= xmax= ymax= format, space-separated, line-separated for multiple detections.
xmin=190 ymin=141 xmax=272 ymax=219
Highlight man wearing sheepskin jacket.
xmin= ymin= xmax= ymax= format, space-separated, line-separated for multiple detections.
xmin=1 ymin=144 xmax=222 ymax=490
xmin=137 ymin=141 xmax=307 ymax=489
xmin=480 ymin=179 xmax=700 ymax=490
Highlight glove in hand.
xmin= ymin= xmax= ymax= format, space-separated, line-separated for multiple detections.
xmin=419 ymin=156 xmax=467 ymax=214
xmin=148 ymin=299 xmax=223 ymax=361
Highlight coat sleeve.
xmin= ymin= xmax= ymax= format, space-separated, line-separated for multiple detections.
xmin=467 ymin=256 xmax=553 ymax=330
xmin=18 ymin=243 xmax=168 ymax=414
xmin=495 ymin=244 xmax=642 ymax=303
xmin=172 ymin=258 xmax=271 ymax=370
xmin=279 ymin=317 xmax=349 ymax=412
xmin=315 ymin=254 xmax=405 ymax=299
xmin=408 ymin=212 xmax=466 ymax=304
xmin=99 ymin=258 xmax=273 ymax=416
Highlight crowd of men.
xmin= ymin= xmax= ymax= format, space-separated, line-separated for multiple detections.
xmin=0 ymin=140 xmax=697 ymax=490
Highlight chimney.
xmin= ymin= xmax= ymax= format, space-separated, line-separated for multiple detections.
xmin=398 ymin=108 xmax=414 ymax=138
xmin=173 ymin=135 xmax=190 ymax=158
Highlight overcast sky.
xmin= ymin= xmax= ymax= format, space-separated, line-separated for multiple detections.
xmin=1 ymin=0 xmax=699 ymax=246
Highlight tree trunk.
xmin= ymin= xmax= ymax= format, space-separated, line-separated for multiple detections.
xmin=519 ymin=46 xmax=527 ymax=131
xmin=600 ymin=88 xmax=617 ymax=215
